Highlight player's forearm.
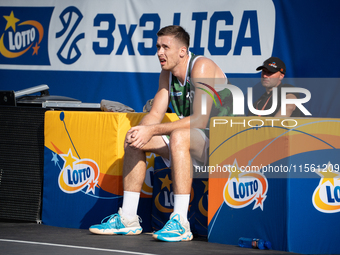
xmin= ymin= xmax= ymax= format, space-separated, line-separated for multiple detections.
xmin=147 ymin=117 xmax=191 ymax=136
xmin=140 ymin=111 xmax=164 ymax=126
xmin=146 ymin=113 xmax=208 ymax=137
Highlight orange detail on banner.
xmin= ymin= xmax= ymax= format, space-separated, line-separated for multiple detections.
xmin=51 ymin=141 xmax=64 ymax=155
xmin=97 ymin=173 xmax=123 ymax=196
xmin=45 ymin=111 xmax=179 ymax=197
xmin=208 ymin=117 xmax=340 ymax=224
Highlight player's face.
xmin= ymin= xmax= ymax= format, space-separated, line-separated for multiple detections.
xmin=156 ymin=35 xmax=182 ymax=71
xmin=261 ymin=68 xmax=284 ymax=91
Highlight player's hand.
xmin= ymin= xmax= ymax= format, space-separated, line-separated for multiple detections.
xmin=126 ymin=125 xmax=153 ymax=149
xmin=125 ymin=129 xmax=137 ymax=144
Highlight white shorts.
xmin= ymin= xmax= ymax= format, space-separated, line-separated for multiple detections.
xmin=161 ymin=128 xmax=209 ymax=168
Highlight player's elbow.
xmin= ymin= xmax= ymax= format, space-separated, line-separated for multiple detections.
xmin=190 ymin=114 xmax=209 ymax=129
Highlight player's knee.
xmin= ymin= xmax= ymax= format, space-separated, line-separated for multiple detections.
xmin=124 ymin=143 xmax=140 ymax=155
xmin=169 ymin=129 xmax=189 ymax=148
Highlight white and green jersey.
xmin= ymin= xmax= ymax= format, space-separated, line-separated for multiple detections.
xmin=169 ymin=52 xmax=200 ymax=118
xmin=169 ymin=52 xmax=233 ymax=119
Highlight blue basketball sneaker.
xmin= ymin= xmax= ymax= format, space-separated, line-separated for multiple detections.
xmin=153 ymin=213 xmax=193 ymax=242
xmin=89 ymin=208 xmax=142 ymax=235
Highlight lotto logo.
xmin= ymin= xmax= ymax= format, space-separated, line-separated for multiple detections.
xmin=0 ymin=7 xmax=52 ymax=65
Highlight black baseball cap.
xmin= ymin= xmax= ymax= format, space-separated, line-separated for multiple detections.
xmin=256 ymin=57 xmax=286 ymax=74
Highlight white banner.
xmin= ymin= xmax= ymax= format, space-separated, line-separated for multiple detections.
xmin=0 ymin=0 xmax=275 ymax=73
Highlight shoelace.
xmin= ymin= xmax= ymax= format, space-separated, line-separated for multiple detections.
xmin=101 ymin=214 xmax=142 ymax=226
xmin=100 ymin=213 xmax=120 ymax=228
xmin=163 ymin=218 xmax=185 ymax=234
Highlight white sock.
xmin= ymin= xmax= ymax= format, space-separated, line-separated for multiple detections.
xmin=173 ymin=194 xmax=190 ymax=223
xmin=121 ymin=191 xmax=140 ymax=221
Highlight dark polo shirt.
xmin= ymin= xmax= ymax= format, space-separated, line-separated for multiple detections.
xmin=248 ymin=83 xmax=301 ymax=117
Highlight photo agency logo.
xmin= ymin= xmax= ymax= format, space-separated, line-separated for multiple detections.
xmin=197 ymin=80 xmax=312 ymax=128
xmin=197 ymin=81 xmax=224 ymax=115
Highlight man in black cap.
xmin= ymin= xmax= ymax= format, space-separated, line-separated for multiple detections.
xmin=248 ymin=57 xmax=300 ymax=117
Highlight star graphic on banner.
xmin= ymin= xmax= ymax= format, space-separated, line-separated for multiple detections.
xmin=51 ymin=152 xmax=59 ymax=166
xmin=253 ymin=193 xmax=267 ymax=210
xmin=228 ymin=159 xmax=243 ymax=183
xmin=4 ymin=11 xmax=20 ymax=32
xmin=60 ymin=149 xmax=78 ymax=169
xmin=88 ymin=179 xmax=96 ymax=190
xmin=86 ymin=179 xmax=97 ymax=194
xmin=159 ymin=174 xmax=172 ymax=192
xmin=315 ymin=162 xmax=340 ymax=186
xmin=256 ymin=194 xmax=264 ymax=206
xmin=146 ymin=153 xmax=156 ymax=168
xmin=32 ymin=42 xmax=40 ymax=55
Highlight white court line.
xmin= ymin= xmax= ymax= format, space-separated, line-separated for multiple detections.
xmin=0 ymin=239 xmax=157 ymax=255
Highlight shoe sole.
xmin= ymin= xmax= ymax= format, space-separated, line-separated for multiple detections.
xmin=89 ymin=228 xmax=142 ymax=235
xmin=152 ymin=232 xmax=193 ymax=242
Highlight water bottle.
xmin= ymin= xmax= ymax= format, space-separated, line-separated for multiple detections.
xmin=238 ymin=237 xmax=272 ymax=250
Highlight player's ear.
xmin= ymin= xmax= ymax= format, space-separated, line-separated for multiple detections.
xmin=179 ymin=46 xmax=187 ymax=58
